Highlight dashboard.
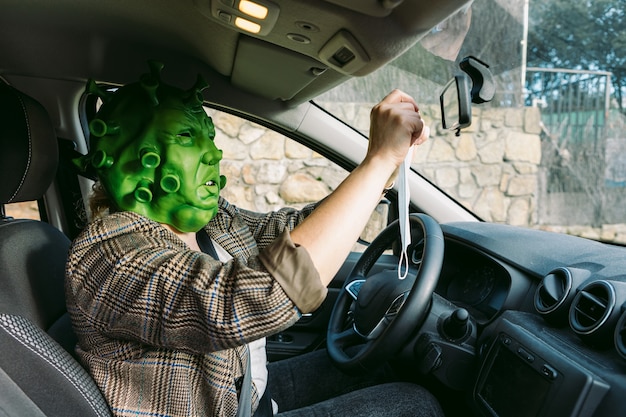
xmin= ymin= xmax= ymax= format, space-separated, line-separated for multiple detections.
xmin=436 ymin=239 xmax=532 ymax=324
xmin=435 ymin=221 xmax=626 ymax=417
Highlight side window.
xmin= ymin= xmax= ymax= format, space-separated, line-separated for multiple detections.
xmin=206 ymin=108 xmax=389 ymax=251
xmin=4 ymin=201 xmax=41 ymax=220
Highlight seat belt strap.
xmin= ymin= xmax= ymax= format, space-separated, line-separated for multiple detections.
xmin=195 ymin=229 xmax=219 ymax=259
xmin=195 ymin=230 xmax=253 ymax=416
xmin=236 ymin=349 xmax=253 ymax=417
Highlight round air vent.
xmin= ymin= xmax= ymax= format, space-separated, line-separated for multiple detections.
xmin=534 ymin=267 xmax=573 ymax=325
xmin=569 ymin=280 xmax=616 ymax=346
xmin=615 ymin=310 xmax=626 ymax=361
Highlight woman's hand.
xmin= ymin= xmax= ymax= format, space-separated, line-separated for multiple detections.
xmin=366 ymin=89 xmax=429 ymax=170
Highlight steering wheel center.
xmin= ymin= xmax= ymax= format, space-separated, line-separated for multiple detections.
xmin=350 ymin=270 xmax=416 ymax=338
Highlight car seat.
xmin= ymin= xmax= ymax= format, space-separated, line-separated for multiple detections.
xmin=0 ymin=82 xmax=111 ymax=416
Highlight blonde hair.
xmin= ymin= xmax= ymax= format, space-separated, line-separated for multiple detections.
xmin=89 ymin=181 xmax=114 ymax=219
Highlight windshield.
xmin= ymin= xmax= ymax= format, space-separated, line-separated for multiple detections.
xmin=316 ymin=0 xmax=626 ymax=245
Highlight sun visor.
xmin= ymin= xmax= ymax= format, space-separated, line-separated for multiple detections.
xmin=231 ymin=36 xmax=329 ymax=101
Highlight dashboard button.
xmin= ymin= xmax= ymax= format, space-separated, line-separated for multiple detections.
xmin=541 ymin=364 xmax=558 ymax=379
xmin=517 ymin=347 xmax=535 ymax=362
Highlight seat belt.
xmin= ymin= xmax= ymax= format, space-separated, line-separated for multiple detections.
xmin=196 ymin=230 xmax=253 ymax=417
xmin=195 ymin=229 xmax=219 ymax=259
xmin=236 ymin=352 xmax=253 ymax=417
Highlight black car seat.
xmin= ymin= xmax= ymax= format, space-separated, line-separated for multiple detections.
xmin=0 ymin=83 xmax=111 ymax=416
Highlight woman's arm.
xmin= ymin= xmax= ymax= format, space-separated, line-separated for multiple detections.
xmin=290 ymin=89 xmax=429 ymax=286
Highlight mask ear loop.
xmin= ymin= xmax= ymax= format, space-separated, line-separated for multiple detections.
xmin=397 ymin=146 xmax=414 ymax=280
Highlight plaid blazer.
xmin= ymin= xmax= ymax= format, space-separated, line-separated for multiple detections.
xmin=65 ymin=198 xmax=324 ymax=417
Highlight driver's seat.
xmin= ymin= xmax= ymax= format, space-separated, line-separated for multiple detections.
xmin=0 ymin=82 xmax=111 ymax=416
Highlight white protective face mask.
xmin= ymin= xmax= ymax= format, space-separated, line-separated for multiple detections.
xmin=397 ymin=145 xmax=414 ymax=280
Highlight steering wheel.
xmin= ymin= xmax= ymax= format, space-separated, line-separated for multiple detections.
xmin=327 ymin=213 xmax=444 ymax=372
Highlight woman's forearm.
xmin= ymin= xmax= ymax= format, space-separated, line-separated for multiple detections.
xmin=291 ymin=89 xmax=428 ymax=286
xmin=290 ymin=155 xmax=396 ymax=285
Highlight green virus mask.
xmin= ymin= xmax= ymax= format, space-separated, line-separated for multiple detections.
xmin=77 ymin=62 xmax=226 ymax=233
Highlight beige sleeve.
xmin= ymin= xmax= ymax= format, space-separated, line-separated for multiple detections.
xmin=258 ymin=229 xmax=327 ymax=314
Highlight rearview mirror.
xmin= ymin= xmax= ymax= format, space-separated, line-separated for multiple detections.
xmin=440 ymin=74 xmax=471 ymax=135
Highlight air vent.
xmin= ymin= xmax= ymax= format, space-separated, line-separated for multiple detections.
xmin=569 ymin=281 xmax=615 ymax=343
xmin=615 ymin=310 xmax=626 ymax=361
xmin=535 ymin=268 xmax=572 ymax=324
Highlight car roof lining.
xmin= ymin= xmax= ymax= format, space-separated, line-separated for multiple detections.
xmin=0 ymin=0 xmax=472 ymax=106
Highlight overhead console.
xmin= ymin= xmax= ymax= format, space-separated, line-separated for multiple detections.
xmin=194 ymin=0 xmax=474 ymax=103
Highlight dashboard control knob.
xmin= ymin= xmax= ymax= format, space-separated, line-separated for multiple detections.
xmin=442 ymin=308 xmax=470 ymax=341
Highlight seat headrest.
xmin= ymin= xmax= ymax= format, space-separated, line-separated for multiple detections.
xmin=0 ymin=84 xmax=58 ymax=204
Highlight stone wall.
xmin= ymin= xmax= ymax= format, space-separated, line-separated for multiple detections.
xmin=210 ymin=109 xmax=350 ymax=213
xmin=211 ymin=104 xmax=544 ymax=228
xmin=415 ymin=105 xmax=543 ymax=227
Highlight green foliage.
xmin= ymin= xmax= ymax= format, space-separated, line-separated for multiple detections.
xmin=528 ymin=0 xmax=626 ymax=112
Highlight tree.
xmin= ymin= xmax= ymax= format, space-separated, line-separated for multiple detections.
xmin=528 ymin=0 xmax=626 ymax=227
xmin=528 ymin=0 xmax=626 ymax=113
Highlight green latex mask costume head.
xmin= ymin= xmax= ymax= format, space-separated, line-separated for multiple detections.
xmin=78 ymin=62 xmax=225 ymax=232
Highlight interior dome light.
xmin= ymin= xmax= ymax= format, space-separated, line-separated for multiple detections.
xmin=235 ymin=16 xmax=261 ymax=33
xmin=239 ymin=0 xmax=268 ymax=19
xmin=197 ymin=0 xmax=279 ymax=36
